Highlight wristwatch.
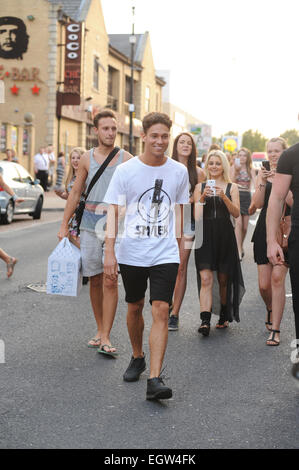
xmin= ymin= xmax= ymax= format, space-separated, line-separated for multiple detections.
xmin=12 ymin=194 xmax=18 ymax=202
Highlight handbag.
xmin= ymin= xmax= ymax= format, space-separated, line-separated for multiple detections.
xmin=74 ymin=147 xmax=120 ymax=233
xmin=276 ymin=203 xmax=291 ymax=253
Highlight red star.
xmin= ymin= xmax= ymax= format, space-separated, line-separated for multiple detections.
xmin=10 ymin=84 xmax=19 ymax=95
xmin=31 ymin=84 xmax=40 ymax=95
xmin=5 ymin=71 xmax=9 ymax=77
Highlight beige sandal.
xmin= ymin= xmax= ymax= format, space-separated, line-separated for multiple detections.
xmin=7 ymin=257 xmax=18 ymax=278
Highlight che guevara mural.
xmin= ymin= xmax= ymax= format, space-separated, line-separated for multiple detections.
xmin=0 ymin=16 xmax=29 ymax=60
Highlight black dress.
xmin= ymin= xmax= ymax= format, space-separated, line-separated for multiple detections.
xmin=194 ymin=183 xmax=245 ymax=322
xmin=251 ymin=181 xmax=291 ymax=265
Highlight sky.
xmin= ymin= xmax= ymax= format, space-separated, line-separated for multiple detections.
xmin=101 ymin=0 xmax=299 ymax=138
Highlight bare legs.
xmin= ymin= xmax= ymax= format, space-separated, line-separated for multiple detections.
xmin=0 ymin=248 xmax=17 ymax=278
xmin=89 ymin=273 xmax=118 ymax=350
xmin=235 ymin=214 xmax=249 ymax=259
xmin=126 ymin=299 xmax=169 ymax=378
xmin=257 ymin=263 xmax=288 ymax=344
xmin=171 ymin=236 xmax=193 ymax=317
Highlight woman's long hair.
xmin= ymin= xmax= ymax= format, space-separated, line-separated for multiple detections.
xmin=238 ymin=147 xmax=252 ymax=180
xmin=65 ymin=147 xmax=86 ymax=191
xmin=205 ymin=150 xmax=232 ymax=183
xmin=172 ymin=132 xmax=198 ymax=194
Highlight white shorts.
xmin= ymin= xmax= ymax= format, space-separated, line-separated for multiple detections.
xmin=80 ymin=230 xmax=119 ymax=277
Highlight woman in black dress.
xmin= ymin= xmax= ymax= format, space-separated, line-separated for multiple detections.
xmin=251 ymin=137 xmax=292 ymax=346
xmin=194 ymin=150 xmax=245 ymax=336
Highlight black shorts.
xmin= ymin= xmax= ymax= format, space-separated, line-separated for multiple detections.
xmin=119 ymin=263 xmax=179 ymax=305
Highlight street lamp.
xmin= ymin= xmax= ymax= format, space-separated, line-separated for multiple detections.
xmin=129 ymin=5 xmax=136 ymax=155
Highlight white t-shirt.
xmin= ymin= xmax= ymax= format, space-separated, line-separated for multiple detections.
xmin=104 ymin=156 xmax=189 ymax=267
xmin=34 ymin=152 xmax=49 ymax=171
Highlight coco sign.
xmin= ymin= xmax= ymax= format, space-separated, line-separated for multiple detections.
xmin=64 ymin=22 xmax=82 ymax=95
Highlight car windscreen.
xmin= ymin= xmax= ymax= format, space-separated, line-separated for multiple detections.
xmin=0 ymin=164 xmax=21 ymax=182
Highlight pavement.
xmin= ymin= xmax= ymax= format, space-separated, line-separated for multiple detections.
xmin=43 ymin=190 xmax=66 ymax=211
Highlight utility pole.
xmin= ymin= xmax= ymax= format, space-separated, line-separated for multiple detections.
xmin=129 ymin=4 xmax=136 ymax=155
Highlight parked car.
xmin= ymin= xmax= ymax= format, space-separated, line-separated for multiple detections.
xmin=0 ymin=161 xmax=44 ymax=224
xmin=252 ymin=152 xmax=267 ymax=173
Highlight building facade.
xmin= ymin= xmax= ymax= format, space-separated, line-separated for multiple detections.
xmin=0 ymin=0 xmax=165 ymax=174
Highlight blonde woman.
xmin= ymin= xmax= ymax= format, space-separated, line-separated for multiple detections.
xmin=194 ymin=150 xmax=245 ymax=336
xmin=231 ymin=147 xmax=256 ymax=259
xmin=251 ymin=137 xmax=292 ymax=346
xmin=55 ymin=147 xmax=85 ymax=245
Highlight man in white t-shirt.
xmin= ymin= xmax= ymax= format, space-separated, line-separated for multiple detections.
xmin=104 ymin=112 xmax=189 ymax=400
xmin=34 ymin=146 xmax=49 ymax=191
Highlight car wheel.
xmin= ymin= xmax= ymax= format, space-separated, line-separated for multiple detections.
xmin=32 ymin=196 xmax=43 ymax=220
xmin=1 ymin=200 xmax=14 ymax=224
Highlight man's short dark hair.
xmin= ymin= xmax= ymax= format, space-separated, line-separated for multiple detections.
xmin=0 ymin=16 xmax=29 ymax=60
xmin=142 ymin=112 xmax=172 ymax=134
xmin=93 ymin=109 xmax=117 ymax=128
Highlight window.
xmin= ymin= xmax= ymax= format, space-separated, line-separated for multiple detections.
xmin=2 ymin=164 xmax=21 ymax=183
xmin=93 ymin=57 xmax=99 ymax=90
xmin=145 ymin=86 xmax=150 ymax=113
xmin=17 ymin=165 xmax=33 ymax=184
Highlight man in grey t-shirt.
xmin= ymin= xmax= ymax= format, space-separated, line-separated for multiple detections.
xmin=58 ymin=110 xmax=132 ymax=355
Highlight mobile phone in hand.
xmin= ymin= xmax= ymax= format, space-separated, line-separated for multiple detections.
xmin=207 ymin=179 xmax=216 ymax=196
xmin=262 ymin=160 xmax=270 ymax=171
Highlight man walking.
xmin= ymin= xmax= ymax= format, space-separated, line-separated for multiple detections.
xmin=104 ymin=112 xmax=189 ymax=400
xmin=34 ymin=146 xmax=49 ymax=192
xmin=267 ymin=142 xmax=298 ymax=352
xmin=58 ymin=110 xmax=132 ymax=354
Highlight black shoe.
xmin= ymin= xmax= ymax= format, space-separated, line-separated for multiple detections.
xmin=146 ymin=377 xmax=172 ymax=400
xmin=216 ymin=305 xmax=229 ymax=329
xmin=198 ymin=311 xmax=211 ymax=337
xmin=168 ymin=315 xmax=179 ymax=331
xmin=123 ymin=355 xmax=146 ymax=382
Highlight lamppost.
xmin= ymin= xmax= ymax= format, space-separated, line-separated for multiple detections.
xmin=129 ymin=5 xmax=136 ymax=155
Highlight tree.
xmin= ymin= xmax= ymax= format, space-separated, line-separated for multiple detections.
xmin=280 ymin=129 xmax=299 ymax=147
xmin=242 ymin=129 xmax=267 ymax=152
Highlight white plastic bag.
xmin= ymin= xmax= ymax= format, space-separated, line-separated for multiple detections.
xmin=47 ymin=237 xmax=82 ymax=296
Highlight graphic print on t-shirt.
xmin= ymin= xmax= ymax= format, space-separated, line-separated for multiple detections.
xmin=136 ymin=178 xmax=171 ymax=237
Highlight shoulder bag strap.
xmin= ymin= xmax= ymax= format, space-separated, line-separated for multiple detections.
xmin=85 ymin=147 xmax=120 ymax=199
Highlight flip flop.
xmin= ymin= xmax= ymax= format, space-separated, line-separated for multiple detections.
xmin=87 ymin=337 xmax=101 ymax=348
xmin=7 ymin=257 xmax=18 ymax=278
xmin=97 ymin=344 xmax=118 ymax=358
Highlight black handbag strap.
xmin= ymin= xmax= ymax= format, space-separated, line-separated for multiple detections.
xmin=85 ymin=147 xmax=120 ymax=199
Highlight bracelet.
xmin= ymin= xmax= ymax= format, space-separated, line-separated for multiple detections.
xmin=12 ymin=194 xmax=17 ymax=202
xmin=259 ymin=184 xmax=266 ymax=191
xmin=198 ymin=200 xmax=206 ymax=206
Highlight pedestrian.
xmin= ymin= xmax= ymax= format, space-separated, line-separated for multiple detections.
xmin=251 ymin=137 xmax=291 ymax=346
xmin=46 ymin=145 xmax=56 ymax=189
xmin=267 ymin=141 xmax=299 ymax=353
xmin=3 ymin=149 xmax=13 ymax=162
xmin=0 ymin=170 xmax=24 ymax=277
xmin=55 ymin=147 xmax=85 ymax=247
xmin=168 ymin=132 xmax=205 ymax=331
xmin=57 ymin=110 xmax=132 ymax=354
xmin=231 ymin=147 xmax=256 ymax=260
xmin=55 ymin=151 xmax=65 ymax=189
xmin=11 ymin=149 xmax=18 ymax=163
xmin=34 ymin=146 xmax=49 ymax=192
xmin=104 ymin=112 xmax=189 ymax=400
xmin=194 ymin=150 xmax=245 ymax=336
